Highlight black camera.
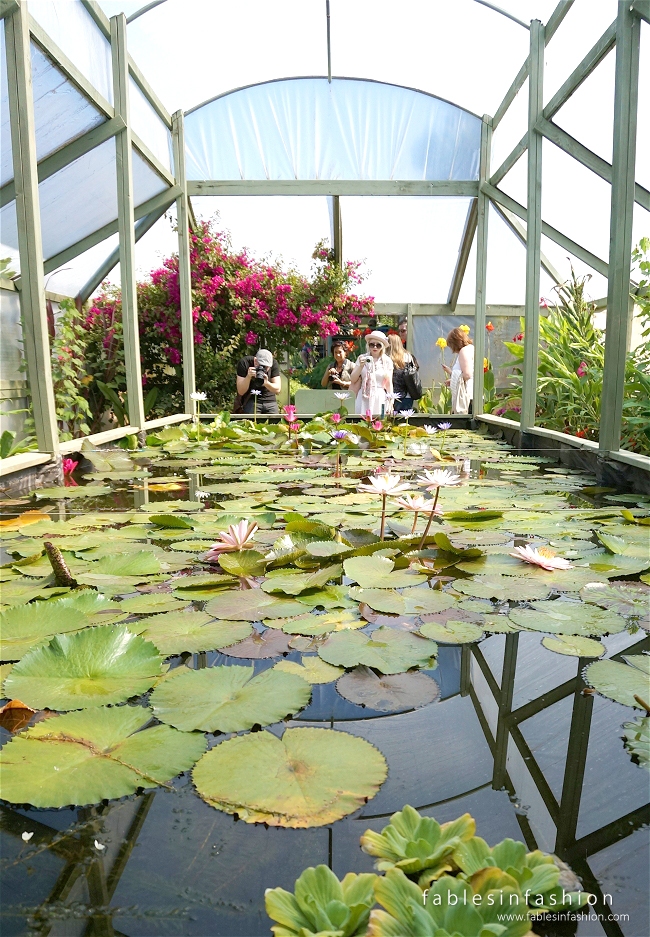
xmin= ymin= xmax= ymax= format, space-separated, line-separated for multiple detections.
xmin=255 ymin=365 xmax=267 ymax=382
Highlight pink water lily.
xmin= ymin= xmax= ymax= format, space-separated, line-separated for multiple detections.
xmin=205 ymin=520 xmax=259 ymax=563
xmin=62 ymin=458 xmax=78 ymax=476
xmin=510 ymin=545 xmax=573 ymax=571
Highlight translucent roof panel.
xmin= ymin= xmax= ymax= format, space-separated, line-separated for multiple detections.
xmin=0 ymin=19 xmax=11 ymax=186
xmin=129 ymin=75 xmax=173 ymax=173
xmin=132 ymin=148 xmax=169 ymax=203
xmin=339 ymin=197 xmax=473 ymax=303
xmin=28 ymin=0 xmax=113 ymax=106
xmin=185 ymin=78 xmax=481 ymax=182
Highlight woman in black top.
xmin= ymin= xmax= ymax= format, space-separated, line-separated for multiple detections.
xmin=388 ymin=333 xmax=418 ymax=411
xmin=321 ymin=342 xmax=354 ymax=390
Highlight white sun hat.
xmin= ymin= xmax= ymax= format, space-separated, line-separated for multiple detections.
xmin=365 ymin=330 xmax=389 ymax=347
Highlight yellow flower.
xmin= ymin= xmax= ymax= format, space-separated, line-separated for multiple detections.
xmin=484 ymin=358 xmax=488 ymax=369
xmin=459 ymin=324 xmax=470 ymax=333
xmin=436 ymin=337 xmax=447 ymax=349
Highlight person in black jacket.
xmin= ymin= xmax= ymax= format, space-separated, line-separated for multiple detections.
xmin=235 ymin=349 xmax=281 ymax=414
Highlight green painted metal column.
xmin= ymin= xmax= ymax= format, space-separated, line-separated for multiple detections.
xmin=473 ymin=116 xmax=492 ymax=416
xmin=599 ymin=2 xmax=640 ymax=455
xmin=521 ymin=20 xmax=544 ymax=432
xmin=5 ymin=4 xmax=59 ymax=454
xmin=172 ymin=110 xmax=196 ymax=415
xmin=111 ymin=13 xmax=145 ymax=430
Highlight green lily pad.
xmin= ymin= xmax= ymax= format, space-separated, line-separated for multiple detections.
xmin=541 ymin=635 xmax=605 ymax=657
xmin=92 ymin=551 xmax=164 ymax=577
xmin=0 ymin=601 xmax=92 ymax=662
xmin=150 ymin=664 xmax=311 ymax=732
xmin=343 ymin=556 xmax=427 ymax=589
xmin=192 ymin=727 xmax=387 ymax=826
xmin=584 ymin=656 xmax=650 ymax=708
xmin=4 ymin=625 xmax=163 ymax=710
xmin=205 ymin=589 xmax=309 ymax=621
xmin=171 ymin=573 xmax=236 ymax=599
xmin=349 ymin=587 xmax=455 ymax=616
xmin=273 ymin=657 xmax=344 ymax=684
xmin=451 ymin=575 xmax=551 ymax=602
xmin=305 ymin=541 xmax=351 ymax=558
xmin=419 ymin=620 xmax=484 ymax=644
xmin=509 ymin=602 xmax=626 ymax=637
xmin=622 ymin=715 xmax=650 ymax=767
xmin=119 ymin=593 xmax=189 ymax=615
xmin=148 ymin=514 xmax=195 ymax=529
xmin=128 ymin=612 xmax=251 ymax=656
xmin=34 ymin=486 xmax=111 ymax=500
xmin=0 ymin=706 xmax=206 ymax=808
xmin=336 ymin=666 xmax=440 ymax=711
xmin=580 ymin=581 xmax=650 ymax=625
xmin=277 ymin=610 xmax=365 ymax=636
xmin=295 ymin=585 xmax=358 ymax=609
xmin=218 ymin=550 xmax=267 ymax=578
xmin=261 ymin=565 xmax=342 ymax=596
xmin=318 ymin=626 xmax=437 ymax=674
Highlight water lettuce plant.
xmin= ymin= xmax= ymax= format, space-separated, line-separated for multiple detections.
xmin=265 ymin=865 xmax=377 ymax=937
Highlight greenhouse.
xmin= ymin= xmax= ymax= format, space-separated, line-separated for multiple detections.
xmin=0 ymin=1 xmax=649 ymax=935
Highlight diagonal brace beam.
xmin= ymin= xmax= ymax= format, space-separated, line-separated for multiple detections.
xmin=447 ymin=198 xmax=478 ymax=310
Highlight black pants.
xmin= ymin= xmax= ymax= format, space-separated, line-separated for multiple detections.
xmin=242 ymin=396 xmax=279 ymax=414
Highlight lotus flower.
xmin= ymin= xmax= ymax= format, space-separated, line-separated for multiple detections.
xmin=363 ymin=409 xmax=373 ymax=423
xmin=422 ymin=425 xmax=438 ymax=436
xmin=510 ymin=545 xmax=574 ymax=571
xmin=289 ymin=422 xmax=300 ymax=433
xmin=205 ymin=520 xmax=259 ymax=563
xmin=330 ymin=411 xmax=342 ymax=423
xmin=333 ymin=392 xmax=350 ymax=400
xmin=359 ymin=474 xmax=410 ymax=496
xmin=437 ymin=422 xmax=452 ymax=431
xmin=417 ymin=469 xmax=461 ymax=489
xmin=190 ymin=391 xmax=207 ymax=401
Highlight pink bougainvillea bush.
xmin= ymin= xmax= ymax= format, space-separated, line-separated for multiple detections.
xmin=80 ymin=221 xmax=373 ymax=424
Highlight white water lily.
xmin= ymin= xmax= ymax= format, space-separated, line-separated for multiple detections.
xmin=205 ymin=519 xmax=259 ymax=563
xmin=358 ymin=474 xmax=410 ymax=496
xmin=393 ymin=493 xmax=440 ymax=513
xmin=400 ymin=409 xmax=415 ymax=419
xmin=417 ymin=469 xmax=462 ymax=489
xmin=333 ymin=392 xmax=350 ymax=400
xmin=422 ymin=425 xmax=438 ymax=436
xmin=384 ymin=392 xmax=401 ymax=402
xmin=94 ymin=840 xmax=106 ymax=851
xmin=21 ymin=831 xmax=34 ymax=842
xmin=250 ymin=389 xmax=262 ymax=396
xmin=194 ymin=490 xmax=210 ymax=500
xmin=190 ymin=391 xmax=207 ymax=401
xmin=510 ymin=545 xmax=574 ymax=571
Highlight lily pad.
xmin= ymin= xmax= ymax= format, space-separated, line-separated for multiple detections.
xmin=305 ymin=541 xmax=350 ymax=558
xmin=273 ymin=657 xmax=344 ymax=684
xmin=295 ymin=585 xmax=357 ymax=609
xmin=580 ymin=581 xmax=650 ymax=626
xmin=318 ymin=626 xmax=437 ymax=674
xmin=0 ymin=706 xmax=206 ymax=808
xmin=192 ymin=727 xmax=387 ymax=826
xmin=205 ymin=589 xmax=309 ymax=621
xmin=622 ymin=715 xmax=650 ymax=767
xmin=419 ymin=620 xmax=484 ymax=644
xmin=0 ymin=601 xmax=92 ymax=662
xmin=584 ymin=656 xmax=650 ymax=708
xmin=119 ymin=593 xmax=189 ymax=615
xmin=451 ymin=575 xmax=551 ymax=602
xmin=509 ymin=602 xmax=626 ymax=637
xmin=4 ymin=625 xmax=163 ymax=710
xmin=261 ymin=565 xmax=342 ymax=596
xmin=128 ymin=612 xmax=251 ymax=656
xmin=343 ymin=556 xmax=427 ymax=589
xmin=349 ymin=587 xmax=455 ymax=616
xmin=35 ymin=486 xmax=111 ymax=500
xmin=336 ymin=666 xmax=440 ymax=711
xmin=150 ymin=664 xmax=311 ymax=732
xmin=220 ymin=627 xmax=292 ymax=658
xmin=277 ymin=610 xmax=365 ymax=636
xmin=172 ymin=573 xmax=236 ymax=599
xmin=541 ymin=635 xmax=605 ymax=657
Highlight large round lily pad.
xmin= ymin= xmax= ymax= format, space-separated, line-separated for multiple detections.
xmin=343 ymin=556 xmax=427 ymax=589
xmin=0 ymin=706 xmax=205 ymax=807
xmin=261 ymin=564 xmax=342 ymax=596
xmin=276 ymin=610 xmax=364 ymax=636
xmin=336 ymin=666 xmax=440 ymax=711
xmin=452 ymin=575 xmax=551 ymax=602
xmin=192 ymin=727 xmax=387 ymax=826
xmin=150 ymin=664 xmax=311 ymax=732
xmin=273 ymin=657 xmax=344 ymax=684
xmin=205 ymin=589 xmax=309 ymax=621
xmin=419 ymin=620 xmax=484 ymax=644
xmin=0 ymin=602 xmax=92 ymax=662
xmin=318 ymin=626 xmax=437 ymax=674
xmin=128 ymin=612 xmax=251 ymax=656
xmin=4 ymin=625 xmax=163 ymax=710
xmin=349 ymin=587 xmax=455 ymax=616
xmin=580 ymin=581 xmax=650 ymax=626
xmin=541 ymin=635 xmax=605 ymax=658
xmin=584 ymin=657 xmax=650 ymax=708
xmin=220 ymin=627 xmax=292 ymax=658
xmin=509 ymin=601 xmax=626 ymax=637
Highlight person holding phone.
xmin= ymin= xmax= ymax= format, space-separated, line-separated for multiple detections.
xmin=350 ymin=331 xmax=393 ymax=416
xmin=321 ymin=341 xmax=354 ymax=390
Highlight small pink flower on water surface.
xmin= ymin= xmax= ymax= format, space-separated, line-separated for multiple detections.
xmin=62 ymin=458 xmax=78 ymax=476
xmin=330 ymin=412 xmax=342 ymax=424
xmin=371 ymin=421 xmax=383 ymax=431
xmin=205 ymin=520 xmax=259 ymax=563
xmin=510 ymin=545 xmax=573 ymax=571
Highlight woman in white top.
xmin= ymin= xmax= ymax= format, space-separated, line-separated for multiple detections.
xmin=442 ymin=327 xmax=474 ymax=414
xmin=350 ymin=331 xmax=394 ymax=416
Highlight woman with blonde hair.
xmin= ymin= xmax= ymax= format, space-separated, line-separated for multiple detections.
xmin=350 ymin=331 xmax=393 ymax=416
xmin=442 ymin=327 xmax=474 ymax=414
xmin=387 ymin=333 xmax=418 ymax=411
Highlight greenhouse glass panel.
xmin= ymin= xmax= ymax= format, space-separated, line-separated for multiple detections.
xmin=46 ymin=232 xmax=120 ymax=299
xmin=543 ymin=0 xmax=618 ymax=105
xmin=28 ymin=0 xmax=114 ymax=105
xmin=128 ymin=75 xmax=173 ymax=173
xmin=132 ymin=147 xmax=169 ymax=204
xmin=0 ymin=287 xmax=32 ymax=452
xmin=552 ymin=50 xmax=615 ymax=165
xmin=0 ymin=19 xmax=12 ymax=187
xmin=184 ymin=78 xmax=481 ymax=181
xmin=0 ymin=200 xmax=20 ymax=272
xmin=637 ymin=21 xmax=650 ymax=189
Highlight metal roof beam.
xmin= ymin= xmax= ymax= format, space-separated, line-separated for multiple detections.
xmin=187 ymin=180 xmax=479 ymax=197
xmin=447 ymin=198 xmax=477 ymax=310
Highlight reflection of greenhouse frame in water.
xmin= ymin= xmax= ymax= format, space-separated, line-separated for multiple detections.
xmin=461 ymin=630 xmax=650 ymax=936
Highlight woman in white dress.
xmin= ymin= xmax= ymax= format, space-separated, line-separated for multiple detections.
xmin=442 ymin=327 xmax=474 ymax=414
xmin=350 ymin=331 xmax=393 ymax=416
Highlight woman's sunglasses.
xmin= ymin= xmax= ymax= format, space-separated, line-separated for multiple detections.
xmin=367 ymin=342 xmax=383 ymax=349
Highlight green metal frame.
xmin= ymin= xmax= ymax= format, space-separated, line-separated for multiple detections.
xmin=1 ymin=0 xmax=649 ymax=473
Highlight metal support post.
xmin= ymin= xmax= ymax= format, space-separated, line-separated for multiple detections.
xmin=599 ymin=2 xmax=640 ymax=454
xmin=554 ymin=663 xmax=594 ymax=855
xmin=473 ymin=117 xmax=491 ymax=417
xmin=171 ymin=110 xmax=197 ymax=415
xmin=5 ymin=4 xmax=59 ymax=454
xmin=111 ymin=13 xmax=145 ymax=430
xmin=332 ymin=194 xmax=343 ymax=266
xmin=521 ymin=20 xmax=544 ymax=431
xmin=492 ymin=632 xmax=519 ymax=790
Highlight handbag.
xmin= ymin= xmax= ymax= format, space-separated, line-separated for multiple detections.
xmin=403 ymin=360 xmax=423 ymax=400
xmin=233 ymin=391 xmax=251 ymax=414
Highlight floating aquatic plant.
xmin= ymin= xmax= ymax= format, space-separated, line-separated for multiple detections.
xmin=265 ymin=865 xmax=377 ymax=937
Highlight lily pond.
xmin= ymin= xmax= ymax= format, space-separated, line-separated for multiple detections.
xmin=0 ymin=418 xmax=648 ymax=937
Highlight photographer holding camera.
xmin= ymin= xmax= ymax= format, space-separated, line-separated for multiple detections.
xmin=321 ymin=341 xmax=354 ymax=390
xmin=235 ymin=349 xmax=281 ymax=414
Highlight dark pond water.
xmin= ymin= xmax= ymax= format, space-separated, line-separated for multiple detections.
xmin=1 ymin=434 xmax=648 ymax=937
